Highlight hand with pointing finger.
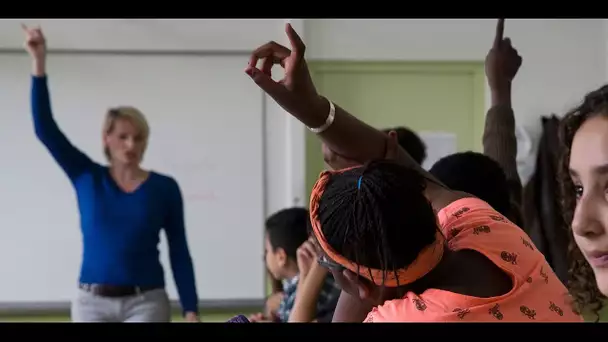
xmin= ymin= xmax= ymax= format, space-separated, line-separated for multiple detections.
xmin=22 ymin=24 xmax=46 ymax=62
xmin=485 ymin=19 xmax=522 ymax=91
xmin=245 ymin=24 xmax=326 ymax=126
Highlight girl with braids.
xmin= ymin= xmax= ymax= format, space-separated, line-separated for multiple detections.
xmin=308 ymin=140 xmax=581 ymax=322
xmin=246 ymin=20 xmax=582 ymax=322
xmin=559 ymin=85 xmax=608 ymax=321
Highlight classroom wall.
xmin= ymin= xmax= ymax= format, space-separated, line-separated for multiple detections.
xmin=1 ymin=18 xmax=605 ymax=215
xmin=304 ymin=19 xmax=608 ymax=182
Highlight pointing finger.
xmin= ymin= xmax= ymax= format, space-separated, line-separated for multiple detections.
xmin=493 ymin=19 xmax=505 ymax=48
xmin=285 ymin=23 xmax=306 ymax=60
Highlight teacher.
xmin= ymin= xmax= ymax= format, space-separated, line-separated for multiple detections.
xmin=23 ymin=25 xmax=199 ymax=322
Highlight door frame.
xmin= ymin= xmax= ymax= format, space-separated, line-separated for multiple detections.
xmin=308 ymin=60 xmax=486 ymax=152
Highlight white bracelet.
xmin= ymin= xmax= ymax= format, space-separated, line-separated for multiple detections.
xmin=308 ymin=100 xmax=335 ymax=134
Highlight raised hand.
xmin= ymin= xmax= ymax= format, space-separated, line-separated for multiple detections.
xmin=245 ymin=23 xmax=324 ymax=121
xmin=485 ymin=19 xmax=522 ymax=90
xmin=22 ymin=24 xmax=46 ymax=61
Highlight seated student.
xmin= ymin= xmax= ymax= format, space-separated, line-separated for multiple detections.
xmin=263 ymin=241 xmax=338 ymax=322
xmin=249 ymin=208 xmax=339 ymax=323
xmin=310 ymin=152 xmax=582 ymax=322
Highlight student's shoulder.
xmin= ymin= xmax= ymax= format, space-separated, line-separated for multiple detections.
xmin=437 ymin=196 xmax=524 ymax=240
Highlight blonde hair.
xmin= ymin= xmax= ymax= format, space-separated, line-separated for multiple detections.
xmin=102 ymin=106 xmax=150 ymax=161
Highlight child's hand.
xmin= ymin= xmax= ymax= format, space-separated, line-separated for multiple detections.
xmin=296 ymin=237 xmax=321 ymax=280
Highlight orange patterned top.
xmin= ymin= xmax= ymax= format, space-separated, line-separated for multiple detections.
xmin=364 ymin=197 xmax=583 ymax=322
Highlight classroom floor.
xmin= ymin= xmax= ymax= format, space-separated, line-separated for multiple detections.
xmin=3 ymin=305 xmax=607 ymax=322
xmin=0 ymin=310 xmax=254 ymax=322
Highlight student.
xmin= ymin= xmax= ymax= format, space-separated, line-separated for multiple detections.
xmin=246 ymin=20 xmax=581 ymax=322
xmin=23 ymin=26 xmax=198 ymax=322
xmin=558 ymin=84 xmax=608 ymax=321
xmin=250 ymin=208 xmax=339 ymax=322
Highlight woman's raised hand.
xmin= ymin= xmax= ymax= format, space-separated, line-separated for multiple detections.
xmin=22 ymin=24 xmax=46 ymax=62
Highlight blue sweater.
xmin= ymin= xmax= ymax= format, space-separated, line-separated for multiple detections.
xmin=31 ymin=76 xmax=198 ymax=314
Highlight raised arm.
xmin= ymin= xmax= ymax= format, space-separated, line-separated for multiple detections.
xmin=24 ymin=25 xmax=93 ymax=181
xmin=163 ymin=178 xmax=199 ymax=322
xmin=246 ymin=24 xmax=461 ymax=210
xmin=482 ymin=19 xmax=524 ymax=222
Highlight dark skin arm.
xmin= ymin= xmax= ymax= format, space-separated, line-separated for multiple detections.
xmin=245 ymin=24 xmax=465 ymax=214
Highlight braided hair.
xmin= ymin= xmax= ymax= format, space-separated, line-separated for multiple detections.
xmin=558 ymin=84 xmax=608 ymax=321
xmin=316 ymin=159 xmax=438 ymax=283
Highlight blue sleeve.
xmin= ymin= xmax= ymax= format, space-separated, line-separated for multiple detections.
xmin=164 ymin=178 xmax=199 ymax=315
xmin=31 ymin=75 xmax=94 ymax=181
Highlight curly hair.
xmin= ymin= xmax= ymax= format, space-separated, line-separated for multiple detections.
xmin=558 ymin=84 xmax=608 ymax=321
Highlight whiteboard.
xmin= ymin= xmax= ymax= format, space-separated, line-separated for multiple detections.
xmin=0 ymin=53 xmax=266 ymax=304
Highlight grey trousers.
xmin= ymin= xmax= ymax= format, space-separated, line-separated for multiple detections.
xmin=71 ymin=288 xmax=172 ymax=322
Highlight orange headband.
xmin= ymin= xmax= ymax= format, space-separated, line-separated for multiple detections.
xmin=309 ymin=167 xmax=445 ymax=287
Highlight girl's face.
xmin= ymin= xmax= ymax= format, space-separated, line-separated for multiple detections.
xmin=569 ymin=114 xmax=608 ymax=296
